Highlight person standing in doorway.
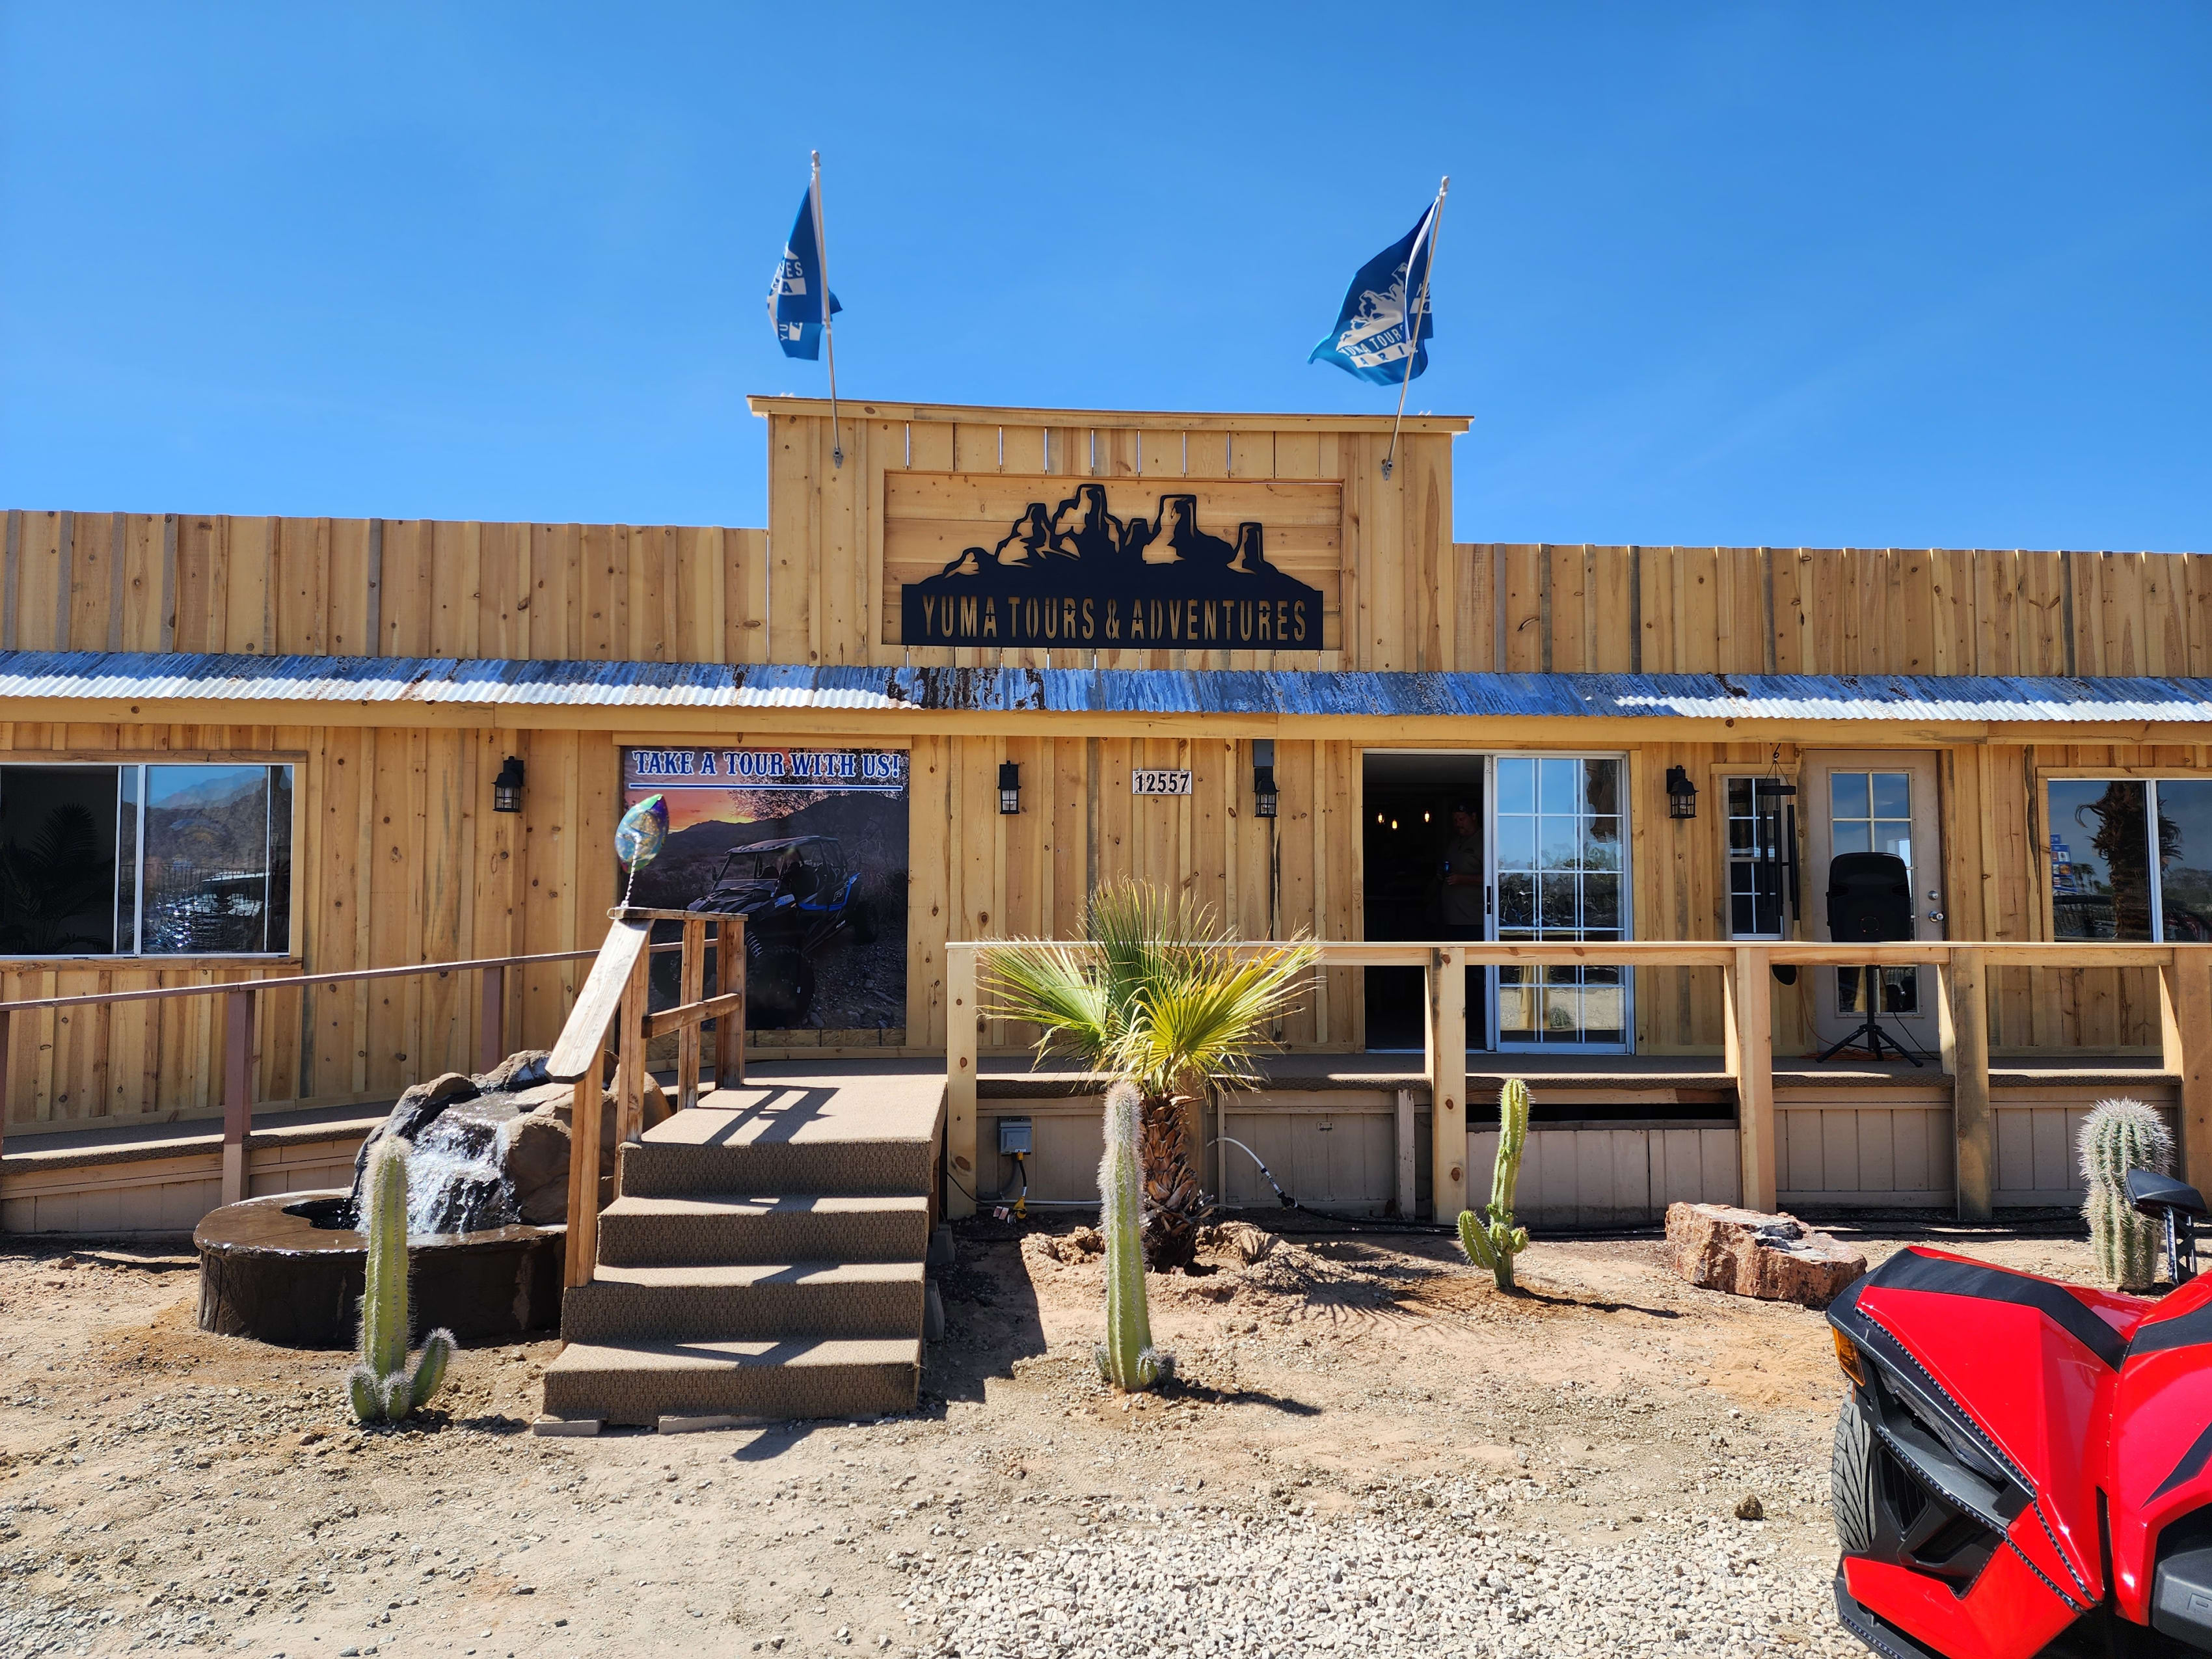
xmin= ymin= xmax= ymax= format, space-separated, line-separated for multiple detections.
xmin=1440 ymin=800 xmax=1484 ymax=941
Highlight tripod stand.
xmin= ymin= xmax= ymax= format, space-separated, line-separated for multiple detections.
xmin=1817 ymin=965 xmax=1928 ymax=1066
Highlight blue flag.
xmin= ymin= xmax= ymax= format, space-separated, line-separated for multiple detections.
xmin=767 ymin=181 xmax=843 ymax=360
xmin=1309 ymin=200 xmax=1438 ymax=385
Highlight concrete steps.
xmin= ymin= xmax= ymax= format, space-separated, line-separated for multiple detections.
xmin=541 ymin=1071 xmax=942 ymax=1430
xmin=559 ymin=1260 xmax=924 ymax=1343
xmin=543 ymin=1337 xmax=921 ymax=1423
xmin=594 ymin=1192 xmax=930 ymax=1267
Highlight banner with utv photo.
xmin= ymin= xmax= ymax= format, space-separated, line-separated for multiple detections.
xmin=619 ymin=747 xmax=908 ymax=1036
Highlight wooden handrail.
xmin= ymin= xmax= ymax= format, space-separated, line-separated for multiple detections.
xmin=550 ymin=913 xmax=744 ymax=1289
xmin=944 ymin=937 xmax=2212 ymax=1228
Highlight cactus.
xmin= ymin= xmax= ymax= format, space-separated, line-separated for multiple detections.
xmin=2079 ymin=1097 xmax=2174 ymax=1291
xmin=1094 ymin=1081 xmax=1174 ymax=1392
xmin=344 ymin=1137 xmax=457 ymax=1423
xmin=1458 ymin=1077 xmax=1533 ymax=1291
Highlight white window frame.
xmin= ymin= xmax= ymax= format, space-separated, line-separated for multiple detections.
xmin=1486 ymin=750 xmax=1634 ymax=1055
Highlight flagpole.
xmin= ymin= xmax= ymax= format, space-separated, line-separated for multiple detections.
xmin=812 ymin=150 xmax=843 ymax=469
xmin=1381 ymin=175 xmax=1447 ymax=481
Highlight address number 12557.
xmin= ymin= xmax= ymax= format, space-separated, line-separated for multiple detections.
xmin=1130 ymin=769 xmax=1194 ymax=796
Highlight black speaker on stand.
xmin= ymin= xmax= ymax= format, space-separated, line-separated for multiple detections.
xmin=1817 ymin=851 xmax=1926 ymax=1066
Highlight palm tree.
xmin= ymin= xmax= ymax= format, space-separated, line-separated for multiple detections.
xmin=981 ymin=880 xmax=1315 ymax=1273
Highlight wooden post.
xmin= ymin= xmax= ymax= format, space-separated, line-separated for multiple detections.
xmin=1394 ymin=1086 xmax=1416 ymax=1219
xmin=562 ymin=1074 xmax=601 ymax=1289
xmin=1941 ymin=948 xmax=1992 ymax=1222
xmin=714 ymin=916 xmax=746 ymax=1089
xmin=2162 ymin=947 xmax=2212 ymax=1189
xmin=946 ymin=944 xmax=978 ymax=1221
xmin=615 ymin=942 xmax=649 ymax=1146
xmin=1728 ymin=946 xmax=1775 ymax=1211
xmin=1427 ymin=945 xmax=1467 ymax=1220
xmin=479 ymin=964 xmax=506 ymax=1076
xmin=677 ymin=917 xmax=706 ymax=1109
xmin=221 ymin=989 xmax=255 ymax=1205
xmin=0 ymin=1006 xmax=10 ymax=1168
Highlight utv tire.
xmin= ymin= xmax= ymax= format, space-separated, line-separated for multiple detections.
xmin=1831 ymin=1396 xmax=1881 ymax=1555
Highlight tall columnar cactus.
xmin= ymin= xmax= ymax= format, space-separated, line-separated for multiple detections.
xmin=2079 ymin=1097 xmax=2175 ymax=1291
xmin=1458 ymin=1077 xmax=1533 ymax=1291
xmin=1094 ymin=1082 xmax=1174 ymax=1392
xmin=344 ymin=1138 xmax=457 ymax=1423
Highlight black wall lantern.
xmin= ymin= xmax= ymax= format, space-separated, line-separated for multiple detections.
xmin=1665 ymin=764 xmax=1698 ymax=820
xmin=492 ymin=755 xmax=525 ymax=814
xmin=1252 ymin=739 xmax=1278 ymax=819
xmin=998 ymin=761 xmax=1021 ymax=815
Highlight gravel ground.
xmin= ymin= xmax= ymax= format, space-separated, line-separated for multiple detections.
xmin=0 ymin=1219 xmax=2099 ymax=1657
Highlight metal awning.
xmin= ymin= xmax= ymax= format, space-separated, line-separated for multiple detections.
xmin=4 ymin=649 xmax=2212 ymax=729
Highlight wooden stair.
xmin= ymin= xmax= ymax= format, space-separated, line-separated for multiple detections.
xmin=540 ymin=1070 xmax=943 ymax=1429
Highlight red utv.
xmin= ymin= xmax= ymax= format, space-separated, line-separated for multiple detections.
xmin=1828 ymin=1168 xmax=2212 ymax=1656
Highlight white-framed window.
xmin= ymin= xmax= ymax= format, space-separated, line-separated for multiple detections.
xmin=2048 ymin=777 xmax=2212 ymax=943
xmin=1722 ymin=776 xmax=1788 ymax=939
xmin=0 ymin=762 xmax=294 ymax=957
xmin=1492 ymin=753 xmax=1628 ymax=1047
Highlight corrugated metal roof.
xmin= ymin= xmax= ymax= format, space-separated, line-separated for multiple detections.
xmin=3 ymin=649 xmax=2212 ymax=725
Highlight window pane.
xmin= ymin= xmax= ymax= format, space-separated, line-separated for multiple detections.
xmin=1876 ymin=824 xmax=1912 ymax=864
xmin=2049 ymin=779 xmax=2151 ymax=941
xmin=1538 ymin=872 xmax=1578 ymax=929
xmin=1495 ymin=815 xmax=1535 ymax=871
xmin=1584 ymin=873 xmax=1621 ymax=930
xmin=1833 ymin=821 xmax=1872 ymax=856
xmin=1539 ymin=757 xmax=1580 ymax=816
xmin=2158 ymin=780 xmax=2212 ymax=943
xmin=0 ymin=766 xmax=122 ymax=954
xmin=1584 ymin=817 xmax=1622 ymax=870
xmin=1728 ymin=777 xmax=1755 ymax=816
xmin=1727 ymin=818 xmax=1754 ymax=853
xmin=1498 ymin=872 xmax=1535 ymax=929
xmin=1831 ymin=773 xmax=1870 ymax=819
xmin=1496 ymin=758 xmax=1535 ymax=816
xmin=1581 ymin=758 xmax=1619 ymax=816
xmin=1538 ymin=816 xmax=1578 ymax=870
xmin=143 ymin=765 xmax=276 ymax=954
xmin=1870 ymin=773 xmax=1911 ymax=818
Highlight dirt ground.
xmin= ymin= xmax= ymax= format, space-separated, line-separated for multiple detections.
xmin=0 ymin=1213 xmax=2101 ymax=1658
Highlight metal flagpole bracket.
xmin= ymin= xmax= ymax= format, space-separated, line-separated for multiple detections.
xmin=1381 ymin=176 xmax=1448 ymax=481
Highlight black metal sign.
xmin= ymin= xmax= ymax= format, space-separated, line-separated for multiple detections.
xmin=900 ymin=484 xmax=1324 ymax=650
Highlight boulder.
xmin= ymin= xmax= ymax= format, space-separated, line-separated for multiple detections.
xmin=1664 ymin=1202 xmax=1867 ymax=1308
xmin=476 ymin=1049 xmax=553 ymax=1094
xmin=506 ymin=1113 xmax=572 ymax=1225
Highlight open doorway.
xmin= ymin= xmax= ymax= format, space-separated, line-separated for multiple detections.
xmin=1362 ymin=752 xmax=1487 ymax=1051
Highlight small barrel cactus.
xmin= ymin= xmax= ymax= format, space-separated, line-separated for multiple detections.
xmin=1094 ymin=1081 xmax=1174 ymax=1392
xmin=2079 ymin=1098 xmax=2174 ymax=1291
xmin=1459 ymin=1077 xmax=1533 ymax=1291
xmin=345 ymin=1137 xmax=457 ymax=1423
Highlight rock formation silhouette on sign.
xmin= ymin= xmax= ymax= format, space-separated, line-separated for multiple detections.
xmin=934 ymin=485 xmax=1283 ymax=585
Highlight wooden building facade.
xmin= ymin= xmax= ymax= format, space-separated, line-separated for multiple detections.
xmin=4 ymin=397 xmax=2211 ymax=1230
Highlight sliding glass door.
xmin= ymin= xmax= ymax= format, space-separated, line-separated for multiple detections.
xmin=1491 ymin=754 xmax=1630 ymax=1049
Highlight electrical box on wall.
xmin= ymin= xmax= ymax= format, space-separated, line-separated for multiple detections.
xmin=997 ymin=1117 xmax=1032 ymax=1155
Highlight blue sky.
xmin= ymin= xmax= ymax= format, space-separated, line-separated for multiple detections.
xmin=3 ymin=4 xmax=2205 ymax=550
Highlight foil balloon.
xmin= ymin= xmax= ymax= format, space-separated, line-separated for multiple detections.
xmin=615 ymin=794 xmax=668 ymax=904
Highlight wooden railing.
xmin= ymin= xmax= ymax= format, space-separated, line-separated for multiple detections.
xmin=546 ymin=909 xmax=745 ymax=1289
xmin=0 ymin=945 xmax=604 ymax=1203
xmin=943 ymin=939 xmax=2212 ymax=1224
